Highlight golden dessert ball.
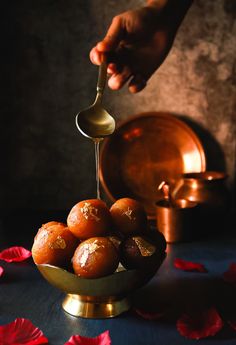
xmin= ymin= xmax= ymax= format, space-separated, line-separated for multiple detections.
xmin=147 ymin=229 xmax=167 ymax=253
xmin=32 ymin=221 xmax=79 ymax=267
xmin=72 ymin=237 xmax=119 ymax=278
xmin=67 ymin=199 xmax=112 ymax=240
xmin=110 ymin=198 xmax=147 ymax=236
xmin=107 ymin=235 xmax=122 ymax=251
xmin=120 ymin=235 xmax=162 ymax=270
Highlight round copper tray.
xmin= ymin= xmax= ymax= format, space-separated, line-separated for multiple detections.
xmin=100 ymin=112 xmax=206 ymax=219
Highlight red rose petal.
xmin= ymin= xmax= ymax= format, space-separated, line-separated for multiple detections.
xmin=177 ymin=307 xmax=223 ymax=339
xmin=174 ymin=258 xmax=207 ymax=273
xmin=64 ymin=331 xmax=111 ymax=345
xmin=0 ymin=318 xmax=48 ymax=344
xmin=0 ymin=266 xmax=4 ymax=277
xmin=228 ymin=320 xmax=236 ymax=331
xmin=0 ymin=246 xmax=32 ymax=262
xmin=133 ymin=308 xmax=164 ymax=321
xmin=223 ymin=263 xmax=236 ymax=284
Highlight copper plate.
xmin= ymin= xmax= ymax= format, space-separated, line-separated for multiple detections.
xmin=100 ymin=112 xmax=206 ymax=219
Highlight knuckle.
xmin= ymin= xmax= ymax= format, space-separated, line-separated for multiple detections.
xmin=112 ymin=15 xmax=121 ymax=25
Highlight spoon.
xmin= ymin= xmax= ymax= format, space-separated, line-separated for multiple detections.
xmin=75 ymin=61 xmax=115 ymax=139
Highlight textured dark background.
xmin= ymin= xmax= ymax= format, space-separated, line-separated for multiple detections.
xmin=0 ymin=0 xmax=235 ymax=215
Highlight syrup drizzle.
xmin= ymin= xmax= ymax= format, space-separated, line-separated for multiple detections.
xmin=94 ymin=138 xmax=103 ymax=199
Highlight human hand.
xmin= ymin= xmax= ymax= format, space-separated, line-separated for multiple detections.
xmin=90 ymin=1 xmax=193 ymax=93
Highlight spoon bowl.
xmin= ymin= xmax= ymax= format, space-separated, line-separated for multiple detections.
xmin=75 ymin=61 xmax=115 ymax=139
xmin=75 ymin=104 xmax=115 ymax=139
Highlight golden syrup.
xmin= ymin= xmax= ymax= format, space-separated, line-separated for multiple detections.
xmin=93 ymin=138 xmax=103 ymax=199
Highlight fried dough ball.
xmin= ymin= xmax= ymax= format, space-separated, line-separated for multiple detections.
xmin=107 ymin=235 xmax=122 ymax=251
xmin=32 ymin=221 xmax=79 ymax=267
xmin=148 ymin=229 xmax=167 ymax=253
xmin=67 ymin=199 xmax=112 ymax=240
xmin=72 ymin=237 xmax=119 ymax=278
xmin=110 ymin=198 xmax=147 ymax=236
xmin=120 ymin=235 xmax=162 ymax=270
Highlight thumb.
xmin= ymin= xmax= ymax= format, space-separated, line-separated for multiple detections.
xmin=97 ymin=16 xmax=125 ymax=52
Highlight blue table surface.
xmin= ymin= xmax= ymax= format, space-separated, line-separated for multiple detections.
xmin=0 ymin=210 xmax=236 ymax=345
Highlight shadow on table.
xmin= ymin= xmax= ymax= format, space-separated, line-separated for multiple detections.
xmin=132 ymin=274 xmax=236 ymax=340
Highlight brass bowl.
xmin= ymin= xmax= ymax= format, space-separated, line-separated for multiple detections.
xmin=36 ymin=254 xmax=165 ymax=319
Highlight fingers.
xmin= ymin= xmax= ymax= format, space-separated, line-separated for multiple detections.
xmin=107 ymin=63 xmax=119 ymax=74
xmin=90 ymin=46 xmax=148 ymax=92
xmin=128 ymin=75 xmax=147 ymax=93
xmin=90 ymin=47 xmax=148 ymax=93
xmin=90 ymin=15 xmax=125 ymax=66
xmin=97 ymin=15 xmax=125 ymax=52
xmin=90 ymin=46 xmax=102 ymax=65
xmin=108 ymin=66 xmax=132 ymax=90
xmin=108 ymin=72 xmax=148 ymax=93
xmin=90 ymin=48 xmax=120 ymax=80
xmin=90 ymin=12 xmax=149 ymax=93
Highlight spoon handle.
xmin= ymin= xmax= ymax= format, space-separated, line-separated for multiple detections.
xmin=97 ymin=61 xmax=107 ymax=97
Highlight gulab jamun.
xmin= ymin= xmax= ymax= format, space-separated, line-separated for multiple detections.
xmin=72 ymin=237 xmax=119 ymax=278
xmin=107 ymin=235 xmax=122 ymax=251
xmin=120 ymin=235 xmax=162 ymax=270
xmin=32 ymin=221 xmax=79 ymax=267
xmin=67 ymin=199 xmax=112 ymax=240
xmin=147 ymin=229 xmax=167 ymax=253
xmin=110 ymin=198 xmax=147 ymax=236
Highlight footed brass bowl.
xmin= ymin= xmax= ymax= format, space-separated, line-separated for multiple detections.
xmin=36 ymin=254 xmax=165 ymax=319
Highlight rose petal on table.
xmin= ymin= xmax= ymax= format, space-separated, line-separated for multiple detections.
xmin=0 ymin=266 xmax=4 ymax=277
xmin=176 ymin=307 xmax=223 ymax=339
xmin=133 ymin=307 xmax=164 ymax=320
xmin=0 ymin=246 xmax=32 ymax=262
xmin=64 ymin=331 xmax=111 ymax=345
xmin=174 ymin=258 xmax=207 ymax=273
xmin=0 ymin=318 xmax=48 ymax=344
xmin=223 ymin=263 xmax=236 ymax=284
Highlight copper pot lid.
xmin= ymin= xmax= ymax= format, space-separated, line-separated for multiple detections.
xmin=99 ymin=112 xmax=206 ymax=219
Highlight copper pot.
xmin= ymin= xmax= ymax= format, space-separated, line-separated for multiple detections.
xmin=156 ymin=198 xmax=200 ymax=243
xmin=172 ymin=171 xmax=230 ymax=230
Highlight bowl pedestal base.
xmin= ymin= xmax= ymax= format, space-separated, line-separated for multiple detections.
xmin=62 ymin=293 xmax=131 ymax=318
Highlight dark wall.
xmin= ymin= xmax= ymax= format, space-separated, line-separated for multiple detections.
xmin=0 ymin=0 xmax=235 ymax=213
xmin=1 ymin=1 xmax=99 ymax=210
